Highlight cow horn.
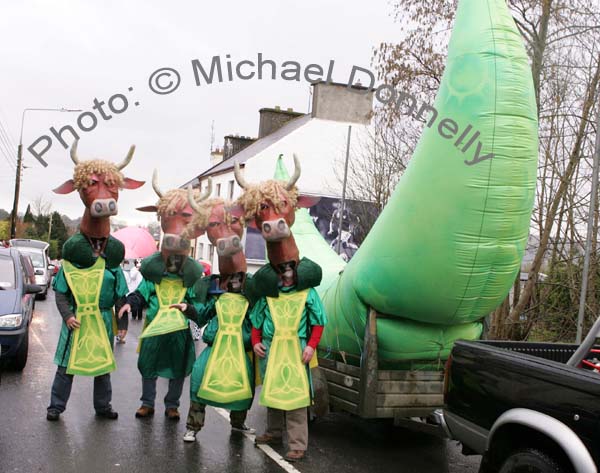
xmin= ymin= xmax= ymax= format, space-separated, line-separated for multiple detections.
xmin=187 ymin=185 xmax=202 ymax=213
xmin=70 ymin=140 xmax=80 ymax=165
xmin=234 ymin=161 xmax=249 ymax=190
xmin=116 ymin=145 xmax=136 ymax=170
xmin=187 ymin=178 xmax=213 ymax=213
xmin=285 ymin=154 xmax=301 ymax=190
xmin=152 ymin=169 xmax=163 ymax=198
xmin=198 ymin=177 xmax=212 ymax=201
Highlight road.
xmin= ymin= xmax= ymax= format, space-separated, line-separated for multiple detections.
xmin=0 ymin=290 xmax=481 ymax=473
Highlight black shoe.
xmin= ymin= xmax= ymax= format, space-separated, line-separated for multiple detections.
xmin=47 ymin=410 xmax=60 ymax=421
xmin=96 ymin=409 xmax=118 ymax=420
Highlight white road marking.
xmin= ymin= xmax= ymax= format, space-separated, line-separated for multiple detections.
xmin=213 ymin=407 xmax=302 ymax=473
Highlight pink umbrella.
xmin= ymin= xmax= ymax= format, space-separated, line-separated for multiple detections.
xmin=112 ymin=227 xmax=158 ymax=259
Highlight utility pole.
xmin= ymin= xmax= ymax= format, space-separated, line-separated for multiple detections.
xmin=47 ymin=211 xmax=53 ymax=242
xmin=9 ymin=144 xmax=23 ymax=239
xmin=8 ymin=107 xmax=81 ymax=240
xmin=337 ymin=125 xmax=352 ymax=255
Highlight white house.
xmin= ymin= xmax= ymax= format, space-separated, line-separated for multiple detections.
xmin=181 ymin=82 xmax=374 ymax=274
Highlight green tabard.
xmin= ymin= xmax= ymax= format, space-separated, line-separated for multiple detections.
xmin=260 ymin=289 xmax=311 ymax=410
xmin=198 ymin=293 xmax=252 ymax=404
xmin=62 ymin=257 xmax=116 ymax=376
xmin=140 ymin=278 xmax=188 ymax=339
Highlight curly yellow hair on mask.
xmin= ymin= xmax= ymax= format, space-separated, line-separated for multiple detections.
xmin=73 ymin=160 xmax=125 ymax=190
xmin=235 ymin=180 xmax=299 ymax=224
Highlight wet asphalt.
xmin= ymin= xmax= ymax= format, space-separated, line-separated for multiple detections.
xmin=0 ymin=289 xmax=481 ymax=473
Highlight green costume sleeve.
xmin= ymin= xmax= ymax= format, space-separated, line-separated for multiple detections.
xmin=250 ymin=297 xmax=268 ymax=330
xmin=52 ymin=267 xmax=70 ymax=295
xmin=181 ymin=287 xmax=206 ymax=325
xmin=135 ymin=278 xmax=155 ymax=303
xmin=202 ymin=318 xmax=219 ymax=345
xmin=196 ymin=297 xmax=216 ymax=327
xmin=306 ymin=288 xmax=327 ymax=326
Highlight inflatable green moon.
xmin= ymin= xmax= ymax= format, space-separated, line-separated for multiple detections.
xmin=292 ymin=0 xmax=538 ymax=365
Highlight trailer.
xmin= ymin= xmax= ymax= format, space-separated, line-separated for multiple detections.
xmin=313 ymin=308 xmax=447 ymax=434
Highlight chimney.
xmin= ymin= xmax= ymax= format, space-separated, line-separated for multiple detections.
xmin=311 ymin=81 xmax=373 ymax=124
xmin=210 ymin=147 xmax=224 ymax=166
xmin=223 ymin=135 xmax=256 ymax=160
xmin=258 ymin=106 xmax=304 ymax=138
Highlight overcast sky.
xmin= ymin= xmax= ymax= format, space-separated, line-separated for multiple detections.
xmin=0 ymin=0 xmax=401 ymax=225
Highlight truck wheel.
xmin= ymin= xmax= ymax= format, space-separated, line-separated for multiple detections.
xmin=499 ymin=448 xmax=564 ymax=473
xmin=13 ymin=329 xmax=29 ymax=371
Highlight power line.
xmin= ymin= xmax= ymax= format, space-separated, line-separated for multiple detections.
xmin=0 ymin=119 xmax=16 ymax=155
xmin=0 ymin=106 xmax=18 ymax=150
xmin=0 ymin=141 xmax=16 ymax=170
xmin=0 ymin=119 xmax=17 ymax=168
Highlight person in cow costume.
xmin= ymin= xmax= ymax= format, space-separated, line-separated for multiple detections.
xmin=118 ymin=171 xmax=208 ymax=420
xmin=180 ymin=192 xmax=256 ymax=442
xmin=234 ymin=155 xmax=327 ymax=462
xmin=47 ymin=140 xmax=144 ymax=421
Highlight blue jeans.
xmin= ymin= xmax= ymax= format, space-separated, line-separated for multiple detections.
xmin=140 ymin=377 xmax=184 ymax=409
xmin=48 ymin=366 xmax=112 ymax=413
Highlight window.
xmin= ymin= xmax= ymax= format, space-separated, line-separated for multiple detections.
xmin=198 ymin=243 xmax=204 ymax=259
xmin=216 ymin=183 xmax=221 ymax=197
xmin=21 ymin=250 xmax=44 ymax=268
xmin=208 ymin=244 xmax=215 ymax=265
xmin=228 ymin=180 xmax=234 ymax=199
xmin=244 ymin=227 xmax=266 ymax=261
xmin=0 ymin=255 xmax=15 ymax=289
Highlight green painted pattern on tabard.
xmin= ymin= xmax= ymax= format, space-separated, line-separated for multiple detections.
xmin=63 ymin=257 xmax=116 ymax=376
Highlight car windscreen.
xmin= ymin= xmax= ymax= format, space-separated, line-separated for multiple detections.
xmin=0 ymin=254 xmax=16 ymax=289
xmin=20 ymin=250 xmax=45 ymax=268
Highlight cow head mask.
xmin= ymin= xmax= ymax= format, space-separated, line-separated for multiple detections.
xmin=186 ymin=191 xmax=247 ymax=286
xmin=137 ymin=170 xmax=211 ymax=268
xmin=53 ymin=140 xmax=144 ymax=239
xmin=233 ymin=154 xmax=319 ymax=268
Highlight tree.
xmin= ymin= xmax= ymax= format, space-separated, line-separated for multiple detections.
xmin=49 ymin=211 xmax=69 ymax=258
xmin=0 ymin=221 xmax=9 ymax=240
xmin=31 ymin=195 xmax=51 ymax=217
xmin=333 ymin=109 xmax=411 ymax=241
xmin=374 ymin=0 xmax=600 ymax=340
xmin=23 ymin=204 xmax=34 ymax=223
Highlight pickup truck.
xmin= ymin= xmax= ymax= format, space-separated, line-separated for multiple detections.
xmin=443 ymin=317 xmax=600 ymax=473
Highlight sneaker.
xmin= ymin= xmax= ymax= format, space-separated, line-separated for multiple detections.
xmin=285 ymin=450 xmax=306 ymax=462
xmin=96 ymin=408 xmax=118 ymax=419
xmin=231 ymin=423 xmax=256 ymax=434
xmin=135 ymin=406 xmax=155 ymax=418
xmin=46 ymin=410 xmax=60 ymax=421
xmin=183 ymin=430 xmax=198 ymax=442
xmin=254 ymin=432 xmax=283 ymax=445
xmin=165 ymin=408 xmax=180 ymax=420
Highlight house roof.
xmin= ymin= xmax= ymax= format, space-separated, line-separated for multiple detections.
xmin=181 ymin=114 xmax=312 ymax=188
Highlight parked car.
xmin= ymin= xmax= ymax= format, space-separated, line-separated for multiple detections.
xmin=0 ymin=248 xmax=42 ymax=370
xmin=20 ymin=254 xmax=36 ymax=285
xmin=443 ymin=317 xmax=600 ymax=473
xmin=19 ymin=253 xmax=37 ymax=311
xmin=9 ymin=239 xmax=53 ymax=299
